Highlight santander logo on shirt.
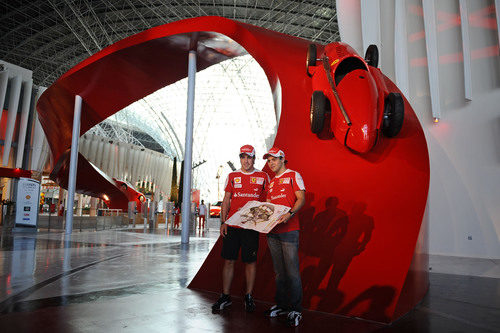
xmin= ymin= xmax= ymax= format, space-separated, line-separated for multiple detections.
xmin=234 ymin=192 xmax=260 ymax=198
xmin=270 ymin=194 xmax=286 ymax=200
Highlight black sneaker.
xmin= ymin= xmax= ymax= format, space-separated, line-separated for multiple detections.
xmin=211 ymin=294 xmax=232 ymax=311
xmin=264 ymin=305 xmax=286 ymax=317
xmin=244 ymin=294 xmax=256 ymax=312
xmin=287 ymin=311 xmax=302 ymax=326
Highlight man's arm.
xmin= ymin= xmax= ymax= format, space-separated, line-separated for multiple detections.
xmin=220 ymin=192 xmax=232 ymax=236
xmin=277 ymin=190 xmax=305 ymax=224
xmin=220 ymin=192 xmax=231 ymax=223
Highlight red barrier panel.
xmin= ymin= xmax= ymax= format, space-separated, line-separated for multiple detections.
xmin=36 ymin=16 xmax=429 ymax=322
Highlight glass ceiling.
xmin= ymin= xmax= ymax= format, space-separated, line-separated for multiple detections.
xmin=107 ymin=54 xmax=277 ymax=203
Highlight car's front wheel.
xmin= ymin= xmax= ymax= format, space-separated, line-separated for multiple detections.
xmin=365 ymin=44 xmax=379 ymax=68
xmin=306 ymin=44 xmax=317 ymax=77
xmin=382 ymin=93 xmax=404 ymax=137
xmin=310 ymin=91 xmax=327 ymax=133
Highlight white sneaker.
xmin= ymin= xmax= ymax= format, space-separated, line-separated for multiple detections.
xmin=287 ymin=311 xmax=302 ymax=326
xmin=264 ymin=305 xmax=286 ymax=317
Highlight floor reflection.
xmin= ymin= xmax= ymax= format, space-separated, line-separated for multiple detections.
xmin=0 ymin=221 xmax=498 ymax=332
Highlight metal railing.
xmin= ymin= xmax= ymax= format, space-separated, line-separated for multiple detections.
xmin=37 ymin=208 xmax=128 ymax=232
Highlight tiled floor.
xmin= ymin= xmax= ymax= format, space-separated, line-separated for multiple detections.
xmin=0 ymin=220 xmax=498 ymax=332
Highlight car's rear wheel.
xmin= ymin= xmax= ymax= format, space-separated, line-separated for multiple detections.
xmin=310 ymin=91 xmax=327 ymax=133
xmin=306 ymin=44 xmax=317 ymax=77
xmin=382 ymin=93 xmax=404 ymax=137
xmin=365 ymin=44 xmax=379 ymax=68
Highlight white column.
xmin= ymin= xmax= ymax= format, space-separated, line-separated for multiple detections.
xmin=153 ymin=155 xmax=161 ymax=189
xmin=335 ymin=0 xmax=363 ymax=54
xmin=0 ymin=69 xmax=9 ymax=115
xmin=77 ymin=193 xmax=83 ymax=216
xmin=65 ymin=95 xmax=82 ymax=234
xmin=109 ymin=143 xmax=117 ymax=176
xmin=79 ymin=135 xmax=89 ymax=158
xmin=496 ymin=1 xmax=500 ymax=57
xmin=164 ymin=159 xmax=171 ymax=193
xmin=102 ymin=141 xmax=111 ymax=174
xmin=360 ymin=0 xmax=381 ymax=61
xmin=125 ymin=145 xmax=134 ymax=183
xmin=37 ymin=140 xmax=49 ymax=172
xmin=15 ymin=79 xmax=33 ymax=168
xmin=151 ymin=153 xmax=158 ymax=185
xmin=394 ymin=0 xmax=410 ymax=97
xmin=84 ymin=135 xmax=92 ymax=158
xmin=459 ymin=0 xmax=472 ymax=101
xmin=138 ymin=151 xmax=148 ymax=185
xmin=422 ymin=0 xmax=441 ymax=120
xmin=132 ymin=148 xmax=141 ymax=184
xmin=30 ymin=87 xmax=47 ymax=171
xmin=138 ymin=149 xmax=151 ymax=186
xmin=89 ymin=197 xmax=97 ymax=216
xmin=181 ymin=50 xmax=197 ymax=244
xmin=118 ymin=144 xmax=126 ymax=179
xmin=95 ymin=139 xmax=104 ymax=169
xmin=134 ymin=149 xmax=143 ymax=186
xmin=88 ymin=134 xmax=98 ymax=163
xmin=2 ymin=75 xmax=22 ymax=166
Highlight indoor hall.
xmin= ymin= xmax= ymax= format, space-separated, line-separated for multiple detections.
xmin=0 ymin=1 xmax=499 ymax=332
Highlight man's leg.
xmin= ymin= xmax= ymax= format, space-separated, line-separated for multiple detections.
xmin=222 ymin=260 xmax=235 ymax=294
xmin=267 ymin=234 xmax=288 ymax=309
xmin=213 ymin=227 xmax=239 ymax=310
xmin=241 ymin=229 xmax=258 ymax=294
xmin=212 ymin=260 xmax=234 ymax=310
xmin=245 ymin=262 xmax=256 ymax=294
xmin=239 ymin=229 xmax=258 ymax=312
xmin=281 ymin=231 xmax=302 ymax=312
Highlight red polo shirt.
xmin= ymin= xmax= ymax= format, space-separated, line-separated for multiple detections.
xmin=224 ymin=169 xmax=270 ymax=219
xmin=267 ymin=169 xmax=305 ymax=233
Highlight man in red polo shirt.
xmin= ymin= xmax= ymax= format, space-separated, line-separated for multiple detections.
xmin=211 ymin=145 xmax=269 ymax=313
xmin=263 ymin=147 xmax=306 ymax=327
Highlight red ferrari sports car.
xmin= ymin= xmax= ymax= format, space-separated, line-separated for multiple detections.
xmin=210 ymin=201 xmax=222 ymax=218
xmin=307 ymin=43 xmax=404 ymax=154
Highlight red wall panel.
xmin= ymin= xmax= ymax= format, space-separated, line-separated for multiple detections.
xmin=36 ymin=17 xmax=429 ymax=322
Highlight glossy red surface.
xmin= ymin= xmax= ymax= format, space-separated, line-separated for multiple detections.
xmin=112 ymin=178 xmax=145 ymax=212
xmin=36 ymin=16 xmax=429 ymax=322
xmin=309 ymin=42 xmax=398 ymax=154
xmin=0 ymin=167 xmax=31 ymax=179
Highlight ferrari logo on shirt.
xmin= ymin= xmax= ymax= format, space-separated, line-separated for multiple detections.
xmin=234 ymin=177 xmax=241 ymax=184
xmin=249 ymin=177 xmax=265 ymax=185
xmin=279 ymin=178 xmax=290 ymax=184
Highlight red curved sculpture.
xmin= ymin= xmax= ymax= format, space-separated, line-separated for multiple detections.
xmin=36 ymin=16 xmax=429 ymax=323
xmin=112 ymin=178 xmax=145 ymax=212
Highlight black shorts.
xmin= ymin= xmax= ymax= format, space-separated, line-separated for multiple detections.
xmin=221 ymin=226 xmax=259 ymax=263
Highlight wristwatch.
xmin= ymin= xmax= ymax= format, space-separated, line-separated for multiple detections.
xmin=289 ymin=210 xmax=295 ymax=217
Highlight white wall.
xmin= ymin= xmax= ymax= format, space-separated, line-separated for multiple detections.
xmin=337 ymin=0 xmax=500 ymax=258
xmin=79 ymin=134 xmax=173 ymax=197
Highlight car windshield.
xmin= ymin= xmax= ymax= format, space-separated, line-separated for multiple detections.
xmin=213 ymin=201 xmax=222 ymax=206
xmin=334 ymin=57 xmax=367 ymax=86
